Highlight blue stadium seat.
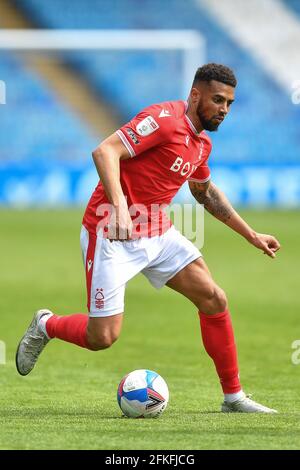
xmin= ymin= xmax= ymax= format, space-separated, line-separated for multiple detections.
xmin=0 ymin=51 xmax=97 ymax=166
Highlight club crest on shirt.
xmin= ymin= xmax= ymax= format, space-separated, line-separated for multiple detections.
xmin=95 ymin=288 xmax=104 ymax=310
xmin=136 ymin=116 xmax=159 ymax=136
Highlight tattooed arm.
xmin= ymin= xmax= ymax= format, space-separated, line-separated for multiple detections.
xmin=189 ymin=180 xmax=281 ymax=258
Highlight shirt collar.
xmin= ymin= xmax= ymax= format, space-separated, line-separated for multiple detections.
xmin=184 ymin=101 xmax=201 ymax=136
xmin=185 ymin=114 xmax=200 ymax=136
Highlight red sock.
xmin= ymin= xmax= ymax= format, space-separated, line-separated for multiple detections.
xmin=46 ymin=314 xmax=91 ymax=349
xmin=199 ymin=309 xmax=241 ymax=394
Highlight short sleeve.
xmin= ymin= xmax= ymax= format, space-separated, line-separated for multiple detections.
xmin=188 ymin=162 xmax=211 ymax=183
xmin=188 ymin=135 xmax=212 ymax=183
xmin=116 ymin=104 xmax=175 ymax=157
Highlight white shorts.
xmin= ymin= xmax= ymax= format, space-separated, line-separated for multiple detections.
xmin=80 ymin=225 xmax=201 ymax=317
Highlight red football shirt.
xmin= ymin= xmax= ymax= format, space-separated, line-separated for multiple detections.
xmin=83 ymin=100 xmax=212 ymax=237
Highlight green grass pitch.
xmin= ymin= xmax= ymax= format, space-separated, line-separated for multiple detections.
xmin=0 ymin=208 xmax=299 ymax=449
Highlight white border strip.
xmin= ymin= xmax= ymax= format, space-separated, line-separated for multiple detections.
xmin=116 ymin=130 xmax=136 ymax=157
xmin=0 ymin=29 xmax=204 ymax=50
xmin=0 ymin=29 xmax=205 ymax=99
xmin=188 ymin=175 xmax=211 ymax=183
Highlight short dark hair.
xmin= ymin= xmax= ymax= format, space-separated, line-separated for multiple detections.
xmin=193 ymin=63 xmax=237 ymax=88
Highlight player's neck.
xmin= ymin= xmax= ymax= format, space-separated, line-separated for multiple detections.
xmin=185 ymin=106 xmax=204 ymax=134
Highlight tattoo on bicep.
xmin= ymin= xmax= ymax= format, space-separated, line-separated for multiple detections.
xmin=193 ymin=185 xmax=233 ymax=222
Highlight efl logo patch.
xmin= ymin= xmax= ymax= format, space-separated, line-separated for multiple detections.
xmin=136 ymin=116 xmax=159 ymax=137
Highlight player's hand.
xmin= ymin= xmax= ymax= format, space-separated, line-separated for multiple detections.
xmin=106 ymin=201 xmax=133 ymax=241
xmin=249 ymin=232 xmax=281 ymax=258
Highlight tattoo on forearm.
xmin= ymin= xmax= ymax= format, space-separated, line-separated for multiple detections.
xmin=192 ymin=185 xmax=233 ymax=222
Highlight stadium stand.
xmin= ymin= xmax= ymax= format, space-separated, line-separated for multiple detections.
xmin=11 ymin=0 xmax=300 ymax=164
xmin=1 ymin=0 xmax=299 ymax=205
xmin=0 ymin=52 xmax=96 ymax=165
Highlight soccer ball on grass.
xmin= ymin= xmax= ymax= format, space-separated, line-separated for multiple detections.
xmin=117 ymin=369 xmax=169 ymax=418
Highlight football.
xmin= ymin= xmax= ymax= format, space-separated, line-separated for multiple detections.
xmin=117 ymin=369 xmax=169 ymax=418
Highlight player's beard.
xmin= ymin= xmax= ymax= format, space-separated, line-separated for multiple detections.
xmin=197 ymin=103 xmax=220 ymax=132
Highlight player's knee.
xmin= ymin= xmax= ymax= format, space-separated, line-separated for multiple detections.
xmin=214 ymin=287 xmax=228 ymax=312
xmin=198 ymin=285 xmax=228 ymax=315
xmin=87 ymin=331 xmax=119 ymax=351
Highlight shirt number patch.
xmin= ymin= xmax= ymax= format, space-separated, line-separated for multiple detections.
xmin=136 ymin=116 xmax=159 ymax=136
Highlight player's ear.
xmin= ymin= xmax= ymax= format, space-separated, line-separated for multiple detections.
xmin=190 ymin=86 xmax=201 ymax=103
